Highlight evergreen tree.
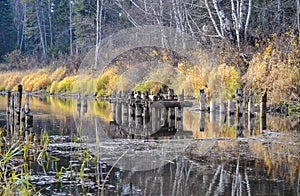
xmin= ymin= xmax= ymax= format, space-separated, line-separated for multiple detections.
xmin=0 ymin=0 xmax=17 ymax=61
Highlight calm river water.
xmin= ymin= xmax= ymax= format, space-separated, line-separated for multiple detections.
xmin=0 ymin=95 xmax=299 ymax=195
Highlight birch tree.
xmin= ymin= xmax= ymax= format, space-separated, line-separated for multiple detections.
xmin=95 ymin=0 xmax=104 ymax=69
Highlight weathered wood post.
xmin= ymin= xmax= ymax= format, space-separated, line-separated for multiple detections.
xmin=200 ymin=111 xmax=205 ymax=132
xmin=248 ymin=95 xmax=254 ymax=135
xmin=168 ymin=89 xmax=175 ymax=131
xmin=236 ymin=89 xmax=243 ymax=116
xmin=260 ymin=90 xmax=267 ymax=132
xmin=142 ymin=91 xmax=151 ymax=133
xmin=122 ymin=91 xmax=129 ymax=126
xmin=248 ymin=96 xmax=254 ymax=117
xmin=135 ymin=91 xmax=143 ymax=127
xmin=219 ymin=98 xmax=226 ymax=126
xmin=228 ymin=99 xmax=235 ymax=116
xmin=128 ymin=91 xmax=135 ymax=125
xmin=116 ymin=91 xmax=122 ymax=125
xmin=176 ymin=89 xmax=184 ymax=132
xmin=210 ymin=100 xmax=215 ymax=123
xmin=6 ymin=91 xmax=11 ymax=114
xmin=16 ymin=85 xmax=23 ymax=126
xmin=24 ymin=91 xmax=30 ymax=114
xmin=199 ymin=89 xmax=205 ymax=111
xmin=151 ymin=105 xmax=158 ymax=133
xmin=9 ymin=94 xmax=14 ymax=132
xmin=111 ymin=91 xmax=117 ymax=122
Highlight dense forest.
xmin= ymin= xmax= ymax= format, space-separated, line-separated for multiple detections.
xmin=0 ymin=0 xmax=299 ymax=104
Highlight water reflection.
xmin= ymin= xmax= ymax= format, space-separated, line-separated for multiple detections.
xmin=0 ymin=95 xmax=299 ymax=195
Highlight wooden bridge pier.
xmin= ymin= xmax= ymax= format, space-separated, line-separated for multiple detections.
xmin=110 ymin=88 xmax=192 ymax=138
xmin=6 ymin=85 xmax=33 ymax=135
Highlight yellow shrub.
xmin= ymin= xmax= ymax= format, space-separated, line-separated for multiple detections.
xmin=243 ymin=31 xmax=300 ymax=103
xmin=56 ymin=76 xmax=75 ymax=93
xmin=50 ymin=81 xmax=58 ymax=93
xmin=51 ymin=66 xmax=67 ymax=81
xmin=218 ymin=64 xmax=241 ymax=99
xmin=96 ymin=67 xmax=119 ymax=96
xmin=32 ymin=74 xmax=51 ymax=91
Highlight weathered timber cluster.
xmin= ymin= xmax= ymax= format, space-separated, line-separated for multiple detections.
xmin=109 ymin=88 xmax=268 ymax=139
xmin=109 ymin=89 xmax=193 ymax=139
xmin=6 ymin=85 xmax=33 ymax=134
xmin=199 ymin=89 xmax=268 ymax=137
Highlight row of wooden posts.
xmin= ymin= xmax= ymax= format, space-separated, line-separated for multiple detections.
xmin=109 ymin=88 xmax=268 ymax=138
xmin=6 ymin=85 xmax=33 ymax=133
xmin=199 ymin=89 xmax=267 ymax=132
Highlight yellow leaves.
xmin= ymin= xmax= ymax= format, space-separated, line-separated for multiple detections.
xmin=244 ymin=30 xmax=300 ymax=103
xmin=51 ymin=66 xmax=67 ymax=81
xmin=56 ymin=76 xmax=75 ymax=93
xmin=149 ymin=49 xmax=158 ymax=57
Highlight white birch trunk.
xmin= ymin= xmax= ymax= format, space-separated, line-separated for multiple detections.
xmin=69 ymin=0 xmax=73 ymax=55
xmin=35 ymin=0 xmax=47 ymax=57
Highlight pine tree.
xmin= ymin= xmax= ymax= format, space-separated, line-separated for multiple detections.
xmin=0 ymin=0 xmax=17 ymax=61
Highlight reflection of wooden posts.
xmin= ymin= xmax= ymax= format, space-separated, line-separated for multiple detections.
xmin=228 ymin=111 xmax=235 ymax=128
xmin=151 ymin=107 xmax=158 ymax=132
xmin=236 ymin=114 xmax=243 ymax=138
xmin=200 ymin=111 xmax=205 ymax=132
xmin=76 ymin=94 xmax=81 ymax=116
xmin=24 ymin=92 xmax=33 ymax=130
xmin=199 ymin=89 xmax=205 ymax=111
xmin=82 ymin=97 xmax=87 ymax=115
xmin=260 ymin=91 xmax=267 ymax=132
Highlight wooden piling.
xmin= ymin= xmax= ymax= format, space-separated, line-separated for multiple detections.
xmin=116 ymin=91 xmax=122 ymax=125
xmin=111 ymin=91 xmax=117 ymax=122
xmin=200 ymin=111 xmax=205 ymax=132
xmin=248 ymin=96 xmax=254 ymax=117
xmin=135 ymin=91 xmax=143 ymax=126
xmin=122 ymin=92 xmax=129 ymax=125
xmin=210 ymin=100 xmax=215 ymax=113
xmin=260 ymin=90 xmax=267 ymax=131
xmin=17 ymin=84 xmax=22 ymax=113
xmin=168 ymin=89 xmax=175 ymax=130
xmin=24 ymin=91 xmax=30 ymax=114
xmin=6 ymin=91 xmax=11 ymax=114
xmin=176 ymin=89 xmax=184 ymax=131
xmin=236 ymin=89 xmax=243 ymax=116
xmin=199 ymin=89 xmax=205 ymax=111
xmin=128 ymin=91 xmax=135 ymax=124
xmin=228 ymin=99 xmax=235 ymax=115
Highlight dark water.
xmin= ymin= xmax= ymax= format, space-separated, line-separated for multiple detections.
xmin=0 ymin=95 xmax=299 ymax=195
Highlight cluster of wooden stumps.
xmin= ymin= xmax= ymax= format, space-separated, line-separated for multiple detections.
xmin=199 ymin=89 xmax=267 ymax=137
xmin=6 ymin=85 xmax=33 ymax=133
xmin=110 ymin=88 xmax=268 ymax=139
xmin=110 ymin=89 xmax=193 ymax=139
